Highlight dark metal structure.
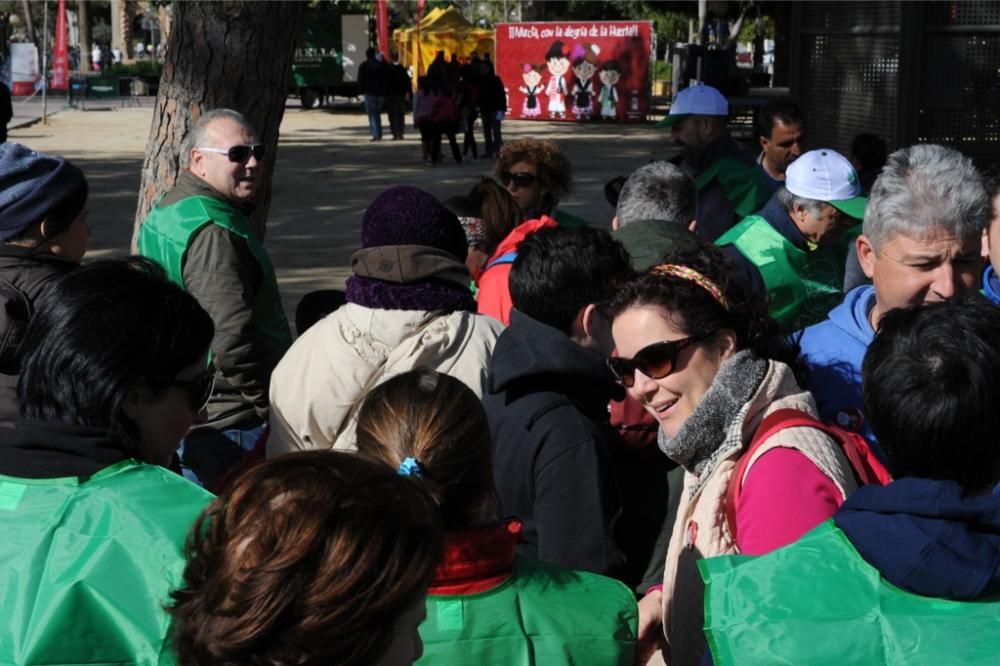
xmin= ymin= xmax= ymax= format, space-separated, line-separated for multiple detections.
xmin=790 ymin=1 xmax=999 ymax=167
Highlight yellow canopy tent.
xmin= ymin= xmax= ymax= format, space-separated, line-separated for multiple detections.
xmin=393 ymin=6 xmax=495 ymax=78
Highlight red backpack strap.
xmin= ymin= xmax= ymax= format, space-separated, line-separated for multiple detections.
xmin=724 ymin=408 xmax=811 ymax=543
xmin=724 ymin=408 xmax=893 ymax=543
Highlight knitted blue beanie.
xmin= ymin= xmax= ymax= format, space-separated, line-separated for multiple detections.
xmin=0 ymin=143 xmax=88 ymax=241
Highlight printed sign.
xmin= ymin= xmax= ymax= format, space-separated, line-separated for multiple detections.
xmin=495 ymin=21 xmax=652 ymax=123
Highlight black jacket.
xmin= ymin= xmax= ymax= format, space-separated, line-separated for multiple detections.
xmin=482 ymin=309 xmax=624 ymax=577
xmin=0 ymin=246 xmax=78 ymax=428
xmin=672 ymin=134 xmax=760 ymax=242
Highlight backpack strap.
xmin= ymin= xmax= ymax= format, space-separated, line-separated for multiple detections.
xmin=724 ymin=408 xmax=891 ymax=544
xmin=484 ymin=251 xmax=517 ymax=272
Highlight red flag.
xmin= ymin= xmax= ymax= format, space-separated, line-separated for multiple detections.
xmin=51 ymin=0 xmax=69 ymax=90
xmin=376 ymin=0 xmax=389 ymax=60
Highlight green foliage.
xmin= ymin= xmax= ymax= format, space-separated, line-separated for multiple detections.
xmin=737 ymin=14 xmax=774 ymax=43
xmin=107 ymin=60 xmax=163 ymax=78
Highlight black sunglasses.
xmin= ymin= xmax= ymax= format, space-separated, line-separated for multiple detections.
xmin=607 ymin=334 xmax=709 ymax=388
xmin=164 ymin=366 xmax=216 ymax=412
xmin=197 ymin=144 xmax=265 ymax=163
xmin=501 ymin=171 xmax=537 ymax=188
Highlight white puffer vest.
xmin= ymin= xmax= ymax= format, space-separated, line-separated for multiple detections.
xmin=660 ymin=360 xmax=857 ymax=666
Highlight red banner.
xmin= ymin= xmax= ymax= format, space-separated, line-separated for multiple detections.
xmin=375 ymin=0 xmax=389 ymax=61
xmin=495 ymin=21 xmax=652 ymax=123
xmin=51 ymin=0 xmax=69 ymax=90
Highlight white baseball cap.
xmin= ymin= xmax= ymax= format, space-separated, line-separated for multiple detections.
xmin=785 ymin=149 xmax=868 ymax=219
xmin=656 ymin=84 xmax=728 ymax=128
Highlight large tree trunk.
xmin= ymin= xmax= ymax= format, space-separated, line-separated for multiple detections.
xmin=131 ymin=1 xmax=304 ymax=248
xmin=78 ymin=0 xmax=91 ymax=72
xmin=20 ymin=0 xmax=36 ymax=45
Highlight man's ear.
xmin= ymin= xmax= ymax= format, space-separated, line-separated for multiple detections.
xmin=759 ymin=134 xmax=769 ymax=152
xmin=611 ymin=215 xmax=620 ymax=231
xmin=581 ymin=303 xmax=601 ymax=340
xmin=189 ymin=148 xmax=205 ymax=177
xmin=857 ymin=234 xmax=877 ymax=279
xmin=688 ymin=219 xmax=697 ymax=233
xmin=981 ymin=228 xmax=990 ymax=261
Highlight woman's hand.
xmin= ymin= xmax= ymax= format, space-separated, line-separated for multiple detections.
xmin=635 ymin=589 xmax=666 ymax=665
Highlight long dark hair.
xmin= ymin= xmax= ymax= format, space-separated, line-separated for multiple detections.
xmin=606 ymin=245 xmax=808 ymax=384
xmin=18 ymin=257 xmax=214 ymax=444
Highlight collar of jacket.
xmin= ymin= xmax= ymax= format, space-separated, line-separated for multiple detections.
xmin=429 ymin=519 xmax=522 ymax=596
xmin=0 ymin=419 xmax=133 ymax=479
xmin=159 ymin=170 xmax=256 ymax=216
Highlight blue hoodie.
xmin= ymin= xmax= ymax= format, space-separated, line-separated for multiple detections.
xmin=798 ymin=285 xmax=878 ymax=444
xmin=835 ymin=478 xmax=1000 ymax=600
xmin=983 ymin=265 xmax=1000 ymax=306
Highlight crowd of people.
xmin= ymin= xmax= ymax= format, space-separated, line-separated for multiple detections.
xmin=360 ymin=48 xmax=508 ymax=165
xmin=1 ymin=78 xmax=999 ymax=666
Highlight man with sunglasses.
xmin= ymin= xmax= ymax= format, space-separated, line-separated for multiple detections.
xmin=657 ymin=84 xmax=770 ymax=243
xmin=138 ymin=108 xmax=292 ymax=490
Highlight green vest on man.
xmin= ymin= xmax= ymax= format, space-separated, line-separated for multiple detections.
xmin=716 ymin=149 xmax=867 ymax=329
xmin=137 ymin=110 xmax=290 ymax=488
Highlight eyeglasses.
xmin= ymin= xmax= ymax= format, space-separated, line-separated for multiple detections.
xmin=500 ymin=171 xmax=537 ymax=188
xmin=164 ymin=366 xmax=216 ymax=412
xmin=196 ymin=144 xmax=265 ymax=163
xmin=607 ymin=334 xmax=709 ymax=388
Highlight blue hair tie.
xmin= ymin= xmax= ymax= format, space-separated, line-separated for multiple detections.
xmin=398 ymin=456 xmax=423 ymax=478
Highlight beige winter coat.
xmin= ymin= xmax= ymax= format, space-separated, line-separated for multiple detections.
xmin=660 ymin=360 xmax=857 ymax=666
xmin=266 ymin=303 xmax=503 ymax=456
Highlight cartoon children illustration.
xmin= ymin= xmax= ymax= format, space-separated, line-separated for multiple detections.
xmin=570 ymin=43 xmax=600 ymax=120
xmin=598 ymin=59 xmax=623 ymax=120
xmin=519 ymin=64 xmax=544 ymax=118
xmin=544 ymin=41 xmax=570 ymax=119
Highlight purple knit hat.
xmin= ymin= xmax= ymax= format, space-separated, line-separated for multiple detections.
xmin=347 ymin=186 xmax=475 ymax=312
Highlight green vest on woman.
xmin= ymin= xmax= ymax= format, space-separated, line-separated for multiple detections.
xmin=0 ymin=460 xmax=212 ymax=665
xmin=699 ymin=520 xmax=1000 ymax=666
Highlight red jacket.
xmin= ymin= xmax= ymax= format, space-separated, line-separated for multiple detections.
xmin=476 ymin=216 xmax=558 ymax=325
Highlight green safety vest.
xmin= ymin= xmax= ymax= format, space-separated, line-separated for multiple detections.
xmin=716 ymin=215 xmax=846 ymax=328
xmin=137 ymin=195 xmax=291 ymax=356
xmin=419 ymin=556 xmax=638 ymax=665
xmin=0 ymin=459 xmax=212 ymax=665
xmin=699 ymin=520 xmax=1000 ymax=666
xmin=695 ymin=157 xmax=771 ymax=219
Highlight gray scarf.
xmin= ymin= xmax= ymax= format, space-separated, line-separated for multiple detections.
xmin=658 ymin=350 xmax=768 ymax=480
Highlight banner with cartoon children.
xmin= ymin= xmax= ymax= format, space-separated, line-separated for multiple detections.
xmin=495 ymin=21 xmax=652 ymax=123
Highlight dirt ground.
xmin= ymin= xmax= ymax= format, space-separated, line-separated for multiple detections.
xmin=10 ymin=102 xmax=679 ymax=323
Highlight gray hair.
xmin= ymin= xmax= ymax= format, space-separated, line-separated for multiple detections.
xmin=776 ymin=185 xmax=825 ymax=218
xmin=616 ymin=161 xmax=697 ymax=228
xmin=182 ymin=109 xmax=256 ymax=168
xmin=863 ymin=144 xmax=989 ymax=251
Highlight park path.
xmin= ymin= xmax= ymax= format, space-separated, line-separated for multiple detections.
xmin=9 ymin=103 xmax=677 ymax=324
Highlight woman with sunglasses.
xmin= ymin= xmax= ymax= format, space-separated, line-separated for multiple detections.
xmin=0 ymin=258 xmax=216 ymax=664
xmin=476 ymin=138 xmax=572 ymax=324
xmin=606 ymin=245 xmax=861 ymax=666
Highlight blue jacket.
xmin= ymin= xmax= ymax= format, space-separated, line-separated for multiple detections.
xmin=983 ymin=265 xmax=1000 ymax=305
xmin=797 ymin=285 xmax=879 ymax=448
xmin=835 ymin=478 xmax=1000 ymax=600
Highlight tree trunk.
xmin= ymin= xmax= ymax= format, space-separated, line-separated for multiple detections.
xmin=131 ymin=1 xmax=304 ymax=248
xmin=78 ymin=0 xmax=91 ymax=72
xmin=20 ymin=0 xmax=36 ymax=45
